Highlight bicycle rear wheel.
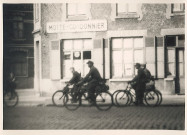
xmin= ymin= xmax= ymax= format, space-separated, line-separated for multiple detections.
xmin=52 ymin=90 xmax=64 ymax=107
xmin=63 ymin=93 xmax=81 ymax=111
xmin=115 ymin=90 xmax=130 ymax=107
xmin=144 ymin=90 xmax=159 ymax=106
xmin=155 ymin=90 xmax=162 ymax=106
xmin=4 ymin=92 xmax=18 ymax=107
xmin=95 ymin=91 xmax=113 ymax=111
xmin=112 ymin=90 xmax=122 ymax=106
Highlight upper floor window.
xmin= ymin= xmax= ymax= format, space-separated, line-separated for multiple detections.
xmin=111 ymin=3 xmax=142 ymax=20
xmin=66 ymin=3 xmax=90 ymax=20
xmin=172 ymin=3 xmax=185 ymax=13
xmin=12 ymin=16 xmax=24 ymax=39
xmin=117 ymin=3 xmax=137 ymax=15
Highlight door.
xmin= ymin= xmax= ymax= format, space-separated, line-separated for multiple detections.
xmin=175 ymin=49 xmax=185 ymax=94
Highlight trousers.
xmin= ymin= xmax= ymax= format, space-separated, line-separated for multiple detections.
xmin=135 ymin=83 xmax=146 ymax=104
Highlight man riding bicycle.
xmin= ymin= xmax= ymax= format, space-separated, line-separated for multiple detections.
xmin=77 ymin=61 xmax=102 ymax=105
xmin=67 ymin=67 xmax=81 ymax=102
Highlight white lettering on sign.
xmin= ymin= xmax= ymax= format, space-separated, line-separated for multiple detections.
xmin=46 ymin=20 xmax=107 ymax=33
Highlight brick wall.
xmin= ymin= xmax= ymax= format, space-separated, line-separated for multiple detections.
xmin=39 ymin=3 xmax=185 ymax=79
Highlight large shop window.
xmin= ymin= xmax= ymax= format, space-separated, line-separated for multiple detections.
xmin=112 ymin=37 xmax=144 ymax=78
xmin=172 ymin=3 xmax=185 ymax=13
xmin=10 ymin=51 xmax=28 ymax=77
xmin=62 ymin=39 xmax=92 ymax=78
xmin=165 ymin=35 xmax=185 ymax=77
xmin=67 ymin=3 xmax=89 ymax=19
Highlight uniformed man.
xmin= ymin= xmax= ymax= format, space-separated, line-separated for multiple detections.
xmin=79 ymin=61 xmax=102 ymax=104
xmin=132 ymin=63 xmax=146 ymax=105
xmin=68 ymin=67 xmax=81 ymax=102
xmin=142 ymin=63 xmax=151 ymax=83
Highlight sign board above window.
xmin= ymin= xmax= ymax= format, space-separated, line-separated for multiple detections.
xmin=46 ymin=20 xmax=107 ymax=33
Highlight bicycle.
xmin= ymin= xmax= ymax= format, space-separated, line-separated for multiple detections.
xmin=3 ymin=89 xmax=19 ymax=107
xmin=63 ymin=80 xmax=113 ymax=111
xmin=52 ymin=82 xmax=73 ymax=106
xmin=115 ymin=77 xmax=162 ymax=107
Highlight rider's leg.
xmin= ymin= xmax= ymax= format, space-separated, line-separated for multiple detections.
xmin=87 ymin=81 xmax=97 ymax=103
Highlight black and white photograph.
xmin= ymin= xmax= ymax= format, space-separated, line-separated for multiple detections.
xmin=1 ymin=0 xmax=186 ymax=134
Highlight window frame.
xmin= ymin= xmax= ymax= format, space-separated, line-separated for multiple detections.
xmin=111 ymin=3 xmax=142 ymax=20
xmin=111 ymin=37 xmax=145 ymax=79
xmin=166 ymin=3 xmax=185 ymax=19
xmin=61 ymin=38 xmax=93 ymax=79
xmin=171 ymin=3 xmax=185 ymax=13
xmin=10 ymin=51 xmax=28 ymax=77
xmin=63 ymin=3 xmax=91 ymax=21
xmin=165 ymin=35 xmax=185 ymax=78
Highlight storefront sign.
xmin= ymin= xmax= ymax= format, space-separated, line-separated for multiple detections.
xmin=46 ymin=20 xmax=107 ymax=33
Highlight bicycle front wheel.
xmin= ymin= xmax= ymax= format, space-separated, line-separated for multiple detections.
xmin=4 ymin=92 xmax=19 ymax=107
xmin=115 ymin=90 xmax=130 ymax=107
xmin=112 ymin=90 xmax=123 ymax=106
xmin=52 ymin=90 xmax=64 ymax=107
xmin=63 ymin=93 xmax=81 ymax=111
xmin=144 ymin=90 xmax=159 ymax=106
xmin=95 ymin=91 xmax=113 ymax=111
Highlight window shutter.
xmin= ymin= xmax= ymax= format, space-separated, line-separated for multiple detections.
xmin=50 ymin=40 xmax=61 ymax=80
xmin=93 ymin=39 xmax=104 ymax=78
xmin=145 ymin=37 xmax=156 ymax=77
xmin=156 ymin=36 xmax=165 ymax=78
xmin=104 ymin=38 xmax=110 ymax=79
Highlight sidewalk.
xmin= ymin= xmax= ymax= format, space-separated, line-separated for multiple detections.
xmin=16 ymin=94 xmax=185 ymax=106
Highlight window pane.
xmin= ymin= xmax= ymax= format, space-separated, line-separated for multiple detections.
xmin=19 ymin=31 xmax=23 ymax=38
xmin=112 ymin=38 xmax=122 ymax=49
xmin=157 ymin=62 xmax=164 ymax=77
xmin=128 ymin=4 xmax=137 ymax=13
xmin=146 ymin=64 xmax=155 ymax=76
xmin=166 ymin=36 xmax=176 ymax=47
xmin=113 ymin=51 xmax=122 ymax=64
xmin=134 ymin=38 xmax=143 ymax=48
xmin=173 ymin=3 xmax=184 ymax=12
xmin=74 ymin=40 xmax=83 ymax=49
xmin=167 ymin=49 xmax=175 ymax=62
xmin=73 ymin=51 xmax=81 ymax=60
xmin=117 ymin=3 xmax=127 ymax=13
xmin=124 ymin=64 xmax=133 ymax=76
xmin=113 ymin=64 xmax=123 ymax=78
xmin=77 ymin=4 xmax=88 ymax=15
xmin=67 ymin=3 xmax=77 ymax=15
xmin=83 ymin=51 xmax=91 ymax=59
xmin=124 ymin=50 xmax=133 ymax=63
xmin=123 ymin=38 xmax=133 ymax=48
xmin=178 ymin=35 xmax=185 ymax=47
xmin=179 ymin=63 xmax=184 ymax=76
xmin=178 ymin=50 xmax=184 ymax=62
xmin=134 ymin=50 xmax=143 ymax=63
xmin=167 ymin=63 xmax=175 ymax=76
xmin=64 ymin=52 xmax=71 ymax=60
xmin=157 ymin=48 xmax=164 ymax=61
xmin=18 ymin=22 xmax=23 ymax=30
xmin=73 ymin=60 xmax=82 ymax=73
xmin=83 ymin=39 xmax=92 ymax=49
xmin=13 ymin=22 xmax=17 ymax=29
xmin=63 ymin=40 xmax=72 ymax=50
xmin=63 ymin=61 xmax=72 ymax=78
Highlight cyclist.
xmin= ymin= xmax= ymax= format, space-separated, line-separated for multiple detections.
xmin=67 ymin=67 xmax=81 ymax=102
xmin=6 ymin=72 xmax=16 ymax=99
xmin=77 ymin=61 xmax=102 ymax=105
xmin=132 ymin=63 xmax=146 ymax=106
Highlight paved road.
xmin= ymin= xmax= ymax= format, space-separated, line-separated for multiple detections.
xmin=3 ymin=106 xmax=185 ymax=130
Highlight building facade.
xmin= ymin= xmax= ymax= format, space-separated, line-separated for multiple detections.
xmin=3 ymin=4 xmax=34 ymax=89
xmin=33 ymin=3 xmax=185 ymax=96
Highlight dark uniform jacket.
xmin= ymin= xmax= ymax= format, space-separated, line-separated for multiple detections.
xmin=69 ymin=71 xmax=81 ymax=84
xmin=83 ymin=66 xmax=102 ymax=82
xmin=132 ymin=68 xmax=146 ymax=84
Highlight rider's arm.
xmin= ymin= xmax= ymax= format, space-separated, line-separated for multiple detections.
xmin=68 ymin=73 xmax=77 ymax=84
xmin=82 ymin=68 xmax=93 ymax=82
